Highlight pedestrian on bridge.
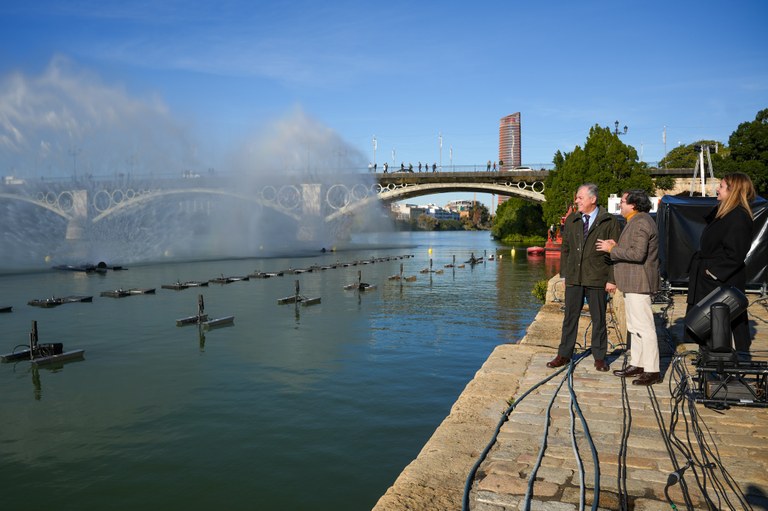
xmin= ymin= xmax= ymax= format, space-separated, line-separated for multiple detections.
xmin=418 ymin=162 xmax=422 ymax=172
xmin=432 ymin=163 xmax=437 ymax=173
xmin=487 ymin=160 xmax=491 ymax=172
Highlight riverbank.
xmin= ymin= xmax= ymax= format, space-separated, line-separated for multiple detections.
xmin=373 ymin=278 xmax=768 ymax=510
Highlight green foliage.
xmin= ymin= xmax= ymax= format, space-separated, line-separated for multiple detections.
xmin=468 ymin=202 xmax=491 ymax=228
xmin=542 ymin=125 xmax=654 ymax=226
xmin=437 ymin=219 xmax=464 ymax=231
xmin=654 ymin=175 xmax=676 ymax=191
xmin=416 ymin=214 xmax=438 ymax=231
xmin=658 ymin=140 xmax=727 ymax=169
xmin=724 ymin=108 xmax=768 ymax=196
xmin=491 ymin=198 xmax=547 ymax=241
xmin=531 ymin=279 xmax=548 ymax=303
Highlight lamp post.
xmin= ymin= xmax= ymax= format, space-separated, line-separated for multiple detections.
xmin=69 ymin=147 xmax=81 ymax=181
xmin=438 ymin=132 xmax=443 ymax=172
xmin=613 ymin=120 xmax=628 ymax=136
xmin=372 ymin=136 xmax=377 ymax=169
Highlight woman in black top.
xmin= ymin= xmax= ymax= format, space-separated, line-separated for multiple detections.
xmin=687 ymin=172 xmax=756 ymax=352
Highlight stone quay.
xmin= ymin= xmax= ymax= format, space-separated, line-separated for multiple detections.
xmin=373 ymin=276 xmax=768 ymax=510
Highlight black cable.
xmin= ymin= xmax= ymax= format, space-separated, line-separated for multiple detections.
xmin=648 ymin=380 xmax=696 ymax=510
xmin=461 ymin=359 xmax=571 ymax=511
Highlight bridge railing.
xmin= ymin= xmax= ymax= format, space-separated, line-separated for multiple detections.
xmin=3 ymin=161 xmax=682 ymax=186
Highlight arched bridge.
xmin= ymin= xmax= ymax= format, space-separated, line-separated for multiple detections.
xmin=0 ymin=167 xmax=692 ymax=239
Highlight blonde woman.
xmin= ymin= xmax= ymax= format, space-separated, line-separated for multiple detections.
xmin=687 ymin=172 xmax=756 ymax=352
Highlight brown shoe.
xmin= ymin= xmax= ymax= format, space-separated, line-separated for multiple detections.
xmin=613 ymin=365 xmax=644 ymax=377
xmin=594 ymin=359 xmax=609 ymax=372
xmin=632 ymin=372 xmax=662 ymax=386
xmin=546 ymin=355 xmax=570 ymax=368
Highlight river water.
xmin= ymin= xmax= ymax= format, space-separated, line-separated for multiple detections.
xmin=0 ymin=231 xmax=559 ymax=510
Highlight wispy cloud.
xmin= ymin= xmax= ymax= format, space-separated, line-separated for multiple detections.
xmin=0 ymin=56 xmax=195 ymax=176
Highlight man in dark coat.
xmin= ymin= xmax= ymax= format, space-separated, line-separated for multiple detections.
xmin=547 ymin=183 xmax=621 ymax=371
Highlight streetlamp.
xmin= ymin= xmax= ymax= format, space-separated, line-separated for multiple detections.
xmin=449 ymin=146 xmax=453 ymax=171
xmin=372 ymin=136 xmax=377 ymax=169
xmin=69 ymin=147 xmax=81 ymax=181
xmin=613 ymin=120 xmax=628 ymax=136
xmin=438 ymin=132 xmax=443 ymax=172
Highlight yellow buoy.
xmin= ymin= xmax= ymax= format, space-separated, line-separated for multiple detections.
xmin=511 ymin=247 xmax=516 ymax=256
xmin=428 ymin=247 xmax=433 ymax=255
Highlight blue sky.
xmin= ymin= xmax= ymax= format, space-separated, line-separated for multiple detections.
xmin=0 ymin=0 xmax=766 ymax=209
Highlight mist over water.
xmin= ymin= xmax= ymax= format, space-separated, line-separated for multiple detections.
xmin=0 ymin=60 xmax=385 ymax=271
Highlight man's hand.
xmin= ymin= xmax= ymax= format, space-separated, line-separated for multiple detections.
xmin=605 ymin=282 xmax=617 ymax=294
xmin=596 ymin=239 xmax=616 ymax=252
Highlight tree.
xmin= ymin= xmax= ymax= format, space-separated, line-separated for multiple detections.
xmin=491 ymin=198 xmax=546 ymax=240
xmin=542 ymin=125 xmax=654 ymax=226
xmin=464 ymin=202 xmax=490 ymax=229
xmin=416 ymin=214 xmax=437 ymax=231
xmin=721 ymin=108 xmax=768 ymax=196
xmin=658 ymin=140 xmax=727 ymax=169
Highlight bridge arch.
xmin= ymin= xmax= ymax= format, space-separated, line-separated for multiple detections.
xmin=324 ymin=181 xmax=545 ymax=222
xmin=90 ymin=188 xmax=302 ymax=223
xmin=0 ymin=192 xmax=73 ymax=220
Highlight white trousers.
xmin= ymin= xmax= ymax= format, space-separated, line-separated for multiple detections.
xmin=624 ymin=292 xmax=660 ymax=372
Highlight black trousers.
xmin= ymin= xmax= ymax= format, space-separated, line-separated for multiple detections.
xmin=557 ymin=285 xmax=608 ymax=360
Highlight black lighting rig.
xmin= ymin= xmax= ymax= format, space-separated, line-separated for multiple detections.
xmin=685 ymin=286 xmax=768 ymax=408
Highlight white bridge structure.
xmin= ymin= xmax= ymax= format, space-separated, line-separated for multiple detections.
xmin=0 ymin=170 xmax=550 ymax=240
xmin=0 ymin=167 xmax=691 ymax=241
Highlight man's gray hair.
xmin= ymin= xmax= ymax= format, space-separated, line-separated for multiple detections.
xmin=580 ymin=183 xmax=599 ymax=199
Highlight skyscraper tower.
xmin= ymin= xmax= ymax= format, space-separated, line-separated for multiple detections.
xmin=499 ymin=113 xmax=521 ymax=168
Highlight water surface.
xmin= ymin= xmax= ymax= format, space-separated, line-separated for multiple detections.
xmin=0 ymin=231 xmax=557 ymax=510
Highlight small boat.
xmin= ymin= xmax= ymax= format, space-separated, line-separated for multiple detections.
xmin=0 ymin=321 xmax=84 ymax=366
xmin=28 ymin=297 xmax=65 ymax=308
xmin=404 ymin=276 xmax=417 ymax=282
xmin=177 ymin=294 xmax=209 ymax=326
xmin=209 ymin=275 xmax=249 ymax=284
xmin=162 ymin=281 xmax=189 ymax=290
xmin=527 ymin=246 xmax=545 ymax=257
xmin=100 ymin=289 xmax=130 ymax=298
xmin=465 ymin=254 xmax=483 ymax=265
xmin=128 ymin=288 xmax=155 ymax=295
xmin=176 ymin=314 xmax=209 ymax=326
xmin=184 ymin=281 xmax=208 ymax=287
xmin=100 ymin=288 xmax=154 ymax=298
xmin=62 ymin=295 xmax=93 ymax=303
xmin=278 ymin=280 xmax=321 ymax=306
xmin=28 ymin=295 xmax=93 ymax=307
xmin=0 ymin=306 xmax=12 ymax=313
xmin=202 ymin=315 xmax=235 ymax=330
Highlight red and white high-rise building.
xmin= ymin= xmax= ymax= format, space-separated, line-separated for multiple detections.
xmin=499 ymin=113 xmax=521 ymax=169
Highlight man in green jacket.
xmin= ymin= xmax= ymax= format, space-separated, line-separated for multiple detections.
xmin=547 ymin=183 xmax=621 ymax=371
